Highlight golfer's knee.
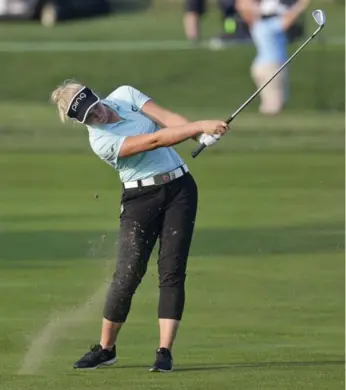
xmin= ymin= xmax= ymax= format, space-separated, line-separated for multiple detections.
xmin=111 ymin=270 xmax=144 ymax=296
xmin=159 ymin=270 xmax=186 ymax=288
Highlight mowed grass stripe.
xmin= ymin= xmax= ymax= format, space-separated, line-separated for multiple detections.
xmin=0 ymin=37 xmax=344 ymax=52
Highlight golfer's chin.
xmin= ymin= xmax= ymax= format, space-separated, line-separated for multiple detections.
xmin=98 ymin=115 xmax=108 ymax=124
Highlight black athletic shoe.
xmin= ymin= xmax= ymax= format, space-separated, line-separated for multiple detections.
xmin=73 ymin=344 xmax=116 ymax=369
xmin=149 ymin=347 xmax=173 ymax=372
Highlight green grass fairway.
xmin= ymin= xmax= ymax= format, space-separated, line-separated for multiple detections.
xmin=0 ymin=0 xmax=344 ymax=387
xmin=0 ymin=0 xmax=343 ymax=42
xmin=0 ymin=106 xmax=344 ymax=390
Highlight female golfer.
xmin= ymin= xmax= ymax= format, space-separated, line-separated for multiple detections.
xmin=51 ymin=80 xmax=228 ymax=372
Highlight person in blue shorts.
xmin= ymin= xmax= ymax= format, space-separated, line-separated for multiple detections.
xmin=51 ymin=80 xmax=229 ymax=372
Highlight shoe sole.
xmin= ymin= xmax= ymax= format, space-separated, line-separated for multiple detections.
xmin=74 ymin=358 xmax=117 ymax=370
xmin=149 ymin=366 xmax=174 ymax=373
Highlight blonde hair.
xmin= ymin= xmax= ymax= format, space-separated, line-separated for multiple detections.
xmin=50 ymin=79 xmax=85 ymax=123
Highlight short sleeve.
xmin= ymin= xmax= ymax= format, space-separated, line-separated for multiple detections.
xmin=90 ymin=133 xmax=126 ymax=168
xmin=107 ymin=85 xmax=151 ymax=110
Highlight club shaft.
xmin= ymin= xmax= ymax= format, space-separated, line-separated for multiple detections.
xmin=191 ymin=24 xmax=324 ymax=158
xmin=226 ymin=26 xmax=322 ymax=124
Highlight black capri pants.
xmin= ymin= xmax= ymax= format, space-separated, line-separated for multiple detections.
xmin=103 ymin=171 xmax=198 ymax=323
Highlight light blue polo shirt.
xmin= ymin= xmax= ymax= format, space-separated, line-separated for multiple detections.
xmin=250 ymin=17 xmax=288 ymax=66
xmin=87 ymin=85 xmax=185 ymax=183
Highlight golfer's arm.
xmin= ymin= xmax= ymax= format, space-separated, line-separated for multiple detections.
xmin=141 ymin=101 xmax=202 ymax=142
xmin=118 ymin=123 xmax=204 ymax=158
xmin=141 ymin=100 xmax=190 ymax=128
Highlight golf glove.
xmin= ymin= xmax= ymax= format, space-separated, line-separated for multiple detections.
xmin=198 ymin=133 xmax=221 ymax=147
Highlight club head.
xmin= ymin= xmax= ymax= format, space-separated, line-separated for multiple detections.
xmin=312 ymin=9 xmax=326 ymax=27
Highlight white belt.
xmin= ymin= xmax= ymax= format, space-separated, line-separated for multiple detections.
xmin=123 ymin=164 xmax=189 ymax=189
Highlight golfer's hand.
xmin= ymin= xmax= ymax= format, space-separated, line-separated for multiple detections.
xmin=198 ymin=133 xmax=221 ymax=147
xmin=200 ymin=120 xmax=229 ymax=136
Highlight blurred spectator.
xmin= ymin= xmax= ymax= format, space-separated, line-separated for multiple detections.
xmin=236 ymin=0 xmax=310 ymax=115
xmin=183 ymin=0 xmax=250 ymax=43
xmin=213 ymin=0 xmax=251 ymax=45
xmin=183 ymin=0 xmax=206 ymax=42
xmin=0 ymin=0 xmax=110 ymax=27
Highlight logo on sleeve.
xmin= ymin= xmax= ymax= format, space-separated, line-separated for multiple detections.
xmin=131 ymin=105 xmax=138 ymax=112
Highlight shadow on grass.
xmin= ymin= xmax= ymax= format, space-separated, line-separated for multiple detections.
xmin=0 ymin=221 xmax=344 ymax=262
xmin=114 ymin=360 xmax=345 ymax=372
xmin=175 ymin=360 xmax=345 ymax=372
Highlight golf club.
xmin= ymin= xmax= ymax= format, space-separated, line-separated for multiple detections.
xmin=191 ymin=9 xmax=326 ymax=159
